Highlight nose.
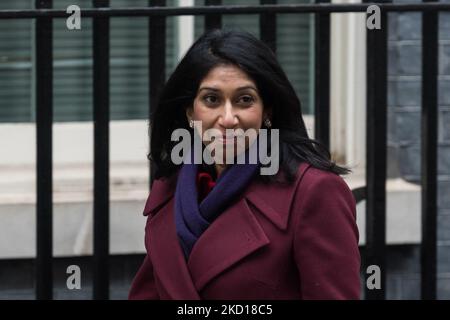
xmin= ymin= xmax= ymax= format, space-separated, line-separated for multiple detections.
xmin=219 ymin=100 xmax=238 ymax=129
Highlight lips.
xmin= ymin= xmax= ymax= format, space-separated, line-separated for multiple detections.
xmin=219 ymin=136 xmax=236 ymax=143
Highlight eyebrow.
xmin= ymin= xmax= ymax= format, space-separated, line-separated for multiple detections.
xmin=198 ymin=86 xmax=259 ymax=93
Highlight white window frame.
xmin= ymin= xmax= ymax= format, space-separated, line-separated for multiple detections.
xmin=330 ymin=0 xmax=367 ymax=171
xmin=177 ymin=0 xmax=195 ymax=61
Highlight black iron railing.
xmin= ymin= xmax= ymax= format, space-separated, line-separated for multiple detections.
xmin=0 ymin=0 xmax=445 ymax=300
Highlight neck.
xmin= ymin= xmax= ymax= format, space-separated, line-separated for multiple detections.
xmin=214 ymin=163 xmax=229 ymax=178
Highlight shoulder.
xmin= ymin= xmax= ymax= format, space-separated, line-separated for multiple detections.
xmin=291 ymin=163 xmax=356 ymax=219
xmin=251 ymin=162 xmax=353 ymax=208
xmin=143 ymin=171 xmax=179 ymax=216
xmin=290 ymin=165 xmax=361 ymax=299
xmin=296 ymin=164 xmax=353 ymax=196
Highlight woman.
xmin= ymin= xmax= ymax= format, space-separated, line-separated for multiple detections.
xmin=129 ymin=29 xmax=360 ymax=300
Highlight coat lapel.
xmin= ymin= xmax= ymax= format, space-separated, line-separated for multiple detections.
xmin=144 ymin=163 xmax=311 ymax=296
xmin=143 ymin=173 xmax=178 ymax=217
xmin=186 ymin=163 xmax=310 ymax=292
xmin=187 ymin=196 xmax=271 ymax=291
xmin=244 ymin=162 xmax=311 ymax=231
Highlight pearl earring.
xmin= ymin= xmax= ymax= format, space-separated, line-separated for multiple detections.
xmin=264 ymin=118 xmax=272 ymax=128
xmin=189 ymin=119 xmax=194 ymax=128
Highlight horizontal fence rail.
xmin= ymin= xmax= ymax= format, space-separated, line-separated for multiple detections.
xmin=1 ymin=3 xmax=450 ymax=19
xmin=0 ymin=1 xmax=441 ymax=300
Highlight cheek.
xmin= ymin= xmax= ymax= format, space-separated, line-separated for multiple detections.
xmin=192 ymin=103 xmax=216 ymax=128
xmin=192 ymin=101 xmax=208 ymax=118
xmin=243 ymin=107 xmax=264 ymax=128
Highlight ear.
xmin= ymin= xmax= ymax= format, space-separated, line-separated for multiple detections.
xmin=264 ymin=107 xmax=273 ymax=120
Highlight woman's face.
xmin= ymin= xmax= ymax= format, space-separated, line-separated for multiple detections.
xmin=186 ymin=64 xmax=269 ymax=162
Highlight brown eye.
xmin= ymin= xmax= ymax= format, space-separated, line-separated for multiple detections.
xmin=238 ymin=95 xmax=254 ymax=104
xmin=203 ymin=95 xmax=219 ymax=104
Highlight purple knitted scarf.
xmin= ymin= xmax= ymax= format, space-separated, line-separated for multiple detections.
xmin=174 ymin=140 xmax=261 ymax=259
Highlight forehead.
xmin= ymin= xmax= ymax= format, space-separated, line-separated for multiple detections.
xmin=199 ymin=64 xmax=256 ymax=88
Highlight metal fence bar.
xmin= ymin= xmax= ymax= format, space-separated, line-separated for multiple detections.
xmin=149 ymin=0 xmax=166 ymax=187
xmin=259 ymin=0 xmax=277 ymax=54
xmin=3 ymin=3 xmax=450 ymax=19
xmin=35 ymin=0 xmax=53 ymax=300
xmin=364 ymin=0 xmax=389 ymax=300
xmin=421 ymin=0 xmax=438 ymax=300
xmin=93 ymin=0 xmax=110 ymax=300
xmin=314 ymin=0 xmax=331 ymax=149
xmin=205 ymin=0 xmax=222 ymax=30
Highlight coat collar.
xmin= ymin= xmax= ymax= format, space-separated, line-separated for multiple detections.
xmin=143 ymin=171 xmax=179 ymax=217
xmin=143 ymin=162 xmax=311 ymax=225
xmin=142 ymin=163 xmax=311 ymax=297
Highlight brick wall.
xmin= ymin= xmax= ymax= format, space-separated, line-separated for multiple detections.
xmin=384 ymin=0 xmax=450 ymax=299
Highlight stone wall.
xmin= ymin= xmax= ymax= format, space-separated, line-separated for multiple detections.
xmin=383 ymin=0 xmax=450 ymax=299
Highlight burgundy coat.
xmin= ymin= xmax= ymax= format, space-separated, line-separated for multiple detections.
xmin=129 ymin=163 xmax=361 ymax=300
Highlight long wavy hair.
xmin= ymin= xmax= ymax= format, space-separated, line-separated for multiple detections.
xmin=149 ymin=29 xmax=349 ymax=184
